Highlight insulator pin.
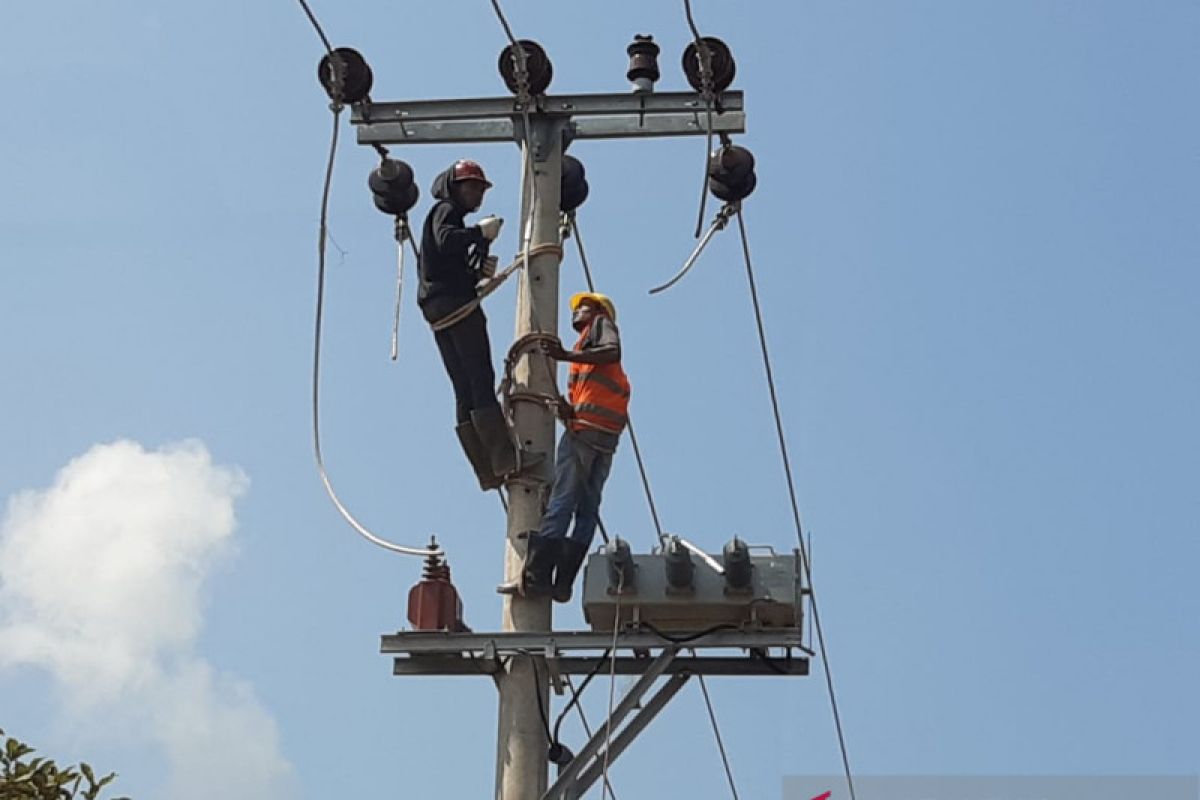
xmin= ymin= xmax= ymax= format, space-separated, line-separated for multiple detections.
xmin=626 ymin=34 xmax=661 ymax=93
xmin=722 ymin=536 xmax=754 ymax=591
xmin=606 ymin=537 xmax=637 ymax=593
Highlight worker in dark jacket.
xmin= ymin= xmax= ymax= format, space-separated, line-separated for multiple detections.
xmin=523 ymin=292 xmax=629 ymax=602
xmin=419 ymin=159 xmax=520 ymax=490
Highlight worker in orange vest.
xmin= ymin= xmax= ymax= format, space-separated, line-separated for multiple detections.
xmin=523 ymin=292 xmax=630 ymax=602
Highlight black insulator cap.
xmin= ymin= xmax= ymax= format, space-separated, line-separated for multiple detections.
xmin=626 ymin=34 xmax=661 ymax=85
xmin=560 ymin=155 xmax=589 ymax=212
xmin=606 ymin=537 xmax=636 ymax=592
xmin=722 ymin=537 xmax=754 ymax=590
xmin=682 ymin=36 xmax=736 ymax=95
xmin=708 ymin=145 xmax=756 ymax=184
xmin=708 ymin=170 xmax=756 ymax=203
xmin=547 ymin=743 xmax=574 ymax=768
xmin=499 ymin=39 xmax=553 ymax=96
xmin=561 ymin=178 xmax=589 ymax=213
xmin=369 ymin=158 xmax=419 ymax=216
xmin=664 ymin=538 xmax=695 ymax=590
xmin=318 ymin=47 xmax=374 ymax=104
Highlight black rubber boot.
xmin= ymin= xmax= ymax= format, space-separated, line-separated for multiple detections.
xmin=455 ymin=422 xmax=502 ymax=491
xmin=471 ymin=405 xmax=544 ymax=480
xmin=523 ymin=532 xmax=560 ymax=597
xmin=552 ymin=538 xmax=590 ymax=604
xmin=470 ymin=405 xmax=519 ymax=478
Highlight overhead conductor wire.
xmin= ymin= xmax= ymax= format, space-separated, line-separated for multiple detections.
xmin=683 ymin=0 xmax=717 ymax=239
xmin=568 ymin=215 xmax=667 ymax=547
xmin=735 ymin=209 xmax=856 ymax=800
xmin=299 ymin=0 xmax=438 ymax=558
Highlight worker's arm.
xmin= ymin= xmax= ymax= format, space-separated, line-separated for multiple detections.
xmin=545 ymin=318 xmax=621 ymax=364
xmin=431 ymin=203 xmax=486 ymax=261
xmin=556 ymin=344 xmax=620 ymax=365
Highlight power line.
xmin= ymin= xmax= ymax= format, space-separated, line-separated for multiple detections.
xmin=734 ymin=208 xmax=857 ymax=800
xmin=697 ymin=673 xmax=741 ymax=800
xmin=682 ymin=0 xmax=717 ymax=238
xmin=568 ymin=215 xmax=667 ymax=546
xmin=295 ymin=0 xmax=334 ymax=54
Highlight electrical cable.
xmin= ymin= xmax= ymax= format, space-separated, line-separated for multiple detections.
xmin=600 ymin=577 xmax=623 ymax=800
xmin=697 ymin=672 xmax=741 ymax=800
xmin=528 ymin=653 xmax=554 ymax=744
xmin=569 ymin=214 xmax=668 ymax=547
xmin=640 ymin=620 xmax=738 ymax=644
xmin=682 ymin=0 xmax=717 ymax=239
xmin=734 ymin=208 xmax=856 ymax=800
xmin=300 ymin=0 xmax=437 ymax=558
xmin=295 ymin=0 xmax=334 ymax=53
xmin=551 ymin=649 xmax=611 ymax=744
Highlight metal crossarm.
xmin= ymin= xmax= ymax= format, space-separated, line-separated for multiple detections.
xmin=381 ymin=627 xmax=809 ymax=677
xmin=350 ymin=91 xmax=746 ymax=145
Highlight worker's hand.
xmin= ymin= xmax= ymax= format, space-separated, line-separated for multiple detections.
xmin=555 ymin=396 xmax=575 ymax=421
xmin=479 ymin=255 xmax=499 ymax=279
xmin=541 ymin=338 xmax=570 ymax=360
xmin=477 ymin=215 xmax=503 ymax=242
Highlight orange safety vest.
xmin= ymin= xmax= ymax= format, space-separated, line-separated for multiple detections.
xmin=568 ymin=320 xmax=631 ymax=435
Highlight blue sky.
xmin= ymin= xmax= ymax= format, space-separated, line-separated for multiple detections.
xmin=1 ymin=1 xmax=1197 ymax=798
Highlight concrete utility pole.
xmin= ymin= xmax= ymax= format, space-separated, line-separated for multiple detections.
xmin=495 ymin=116 xmax=566 ymax=800
xmin=352 ymin=88 xmax=745 ymax=800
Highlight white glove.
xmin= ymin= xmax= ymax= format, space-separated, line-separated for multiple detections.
xmin=477 ymin=215 xmax=503 ymax=242
xmin=479 ymin=255 xmax=499 ymax=279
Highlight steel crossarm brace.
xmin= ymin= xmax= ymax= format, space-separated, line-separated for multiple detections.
xmin=391 ymin=654 xmax=808 ymax=677
xmin=380 ymin=627 xmax=804 ymax=654
xmin=350 ymin=90 xmax=745 ymax=146
xmin=573 ymin=673 xmax=692 ymax=798
xmin=542 ymin=646 xmax=678 ymax=800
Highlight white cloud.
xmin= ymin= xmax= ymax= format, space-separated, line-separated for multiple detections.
xmin=0 ymin=440 xmax=296 ymax=799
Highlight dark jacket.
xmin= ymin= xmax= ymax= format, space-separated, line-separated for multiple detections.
xmin=419 ymin=167 xmax=488 ymax=319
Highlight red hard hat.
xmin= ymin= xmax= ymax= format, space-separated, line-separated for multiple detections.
xmin=451 ymin=159 xmax=493 ymax=188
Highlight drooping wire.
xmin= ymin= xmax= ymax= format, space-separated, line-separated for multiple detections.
xmin=683 ymin=0 xmax=717 ymax=239
xmin=697 ymin=673 xmax=741 ymax=800
xmin=300 ymin=0 xmax=438 ymax=558
xmin=568 ymin=214 xmax=668 ymax=547
xmin=551 ymin=648 xmax=610 ymax=744
xmin=734 ymin=208 xmax=856 ymax=800
xmin=528 ymin=653 xmax=554 ymax=744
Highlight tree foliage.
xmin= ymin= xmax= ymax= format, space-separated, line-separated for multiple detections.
xmin=0 ymin=729 xmax=129 ymax=800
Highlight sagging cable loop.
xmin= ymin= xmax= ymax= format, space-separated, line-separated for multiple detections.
xmin=649 ymin=202 xmax=738 ymax=295
xmin=303 ymin=47 xmax=437 ymax=559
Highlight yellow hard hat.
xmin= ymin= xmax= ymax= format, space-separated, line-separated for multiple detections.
xmin=569 ymin=292 xmax=617 ymax=322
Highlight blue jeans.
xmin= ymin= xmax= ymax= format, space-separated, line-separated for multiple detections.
xmin=538 ymin=432 xmax=614 ymax=546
